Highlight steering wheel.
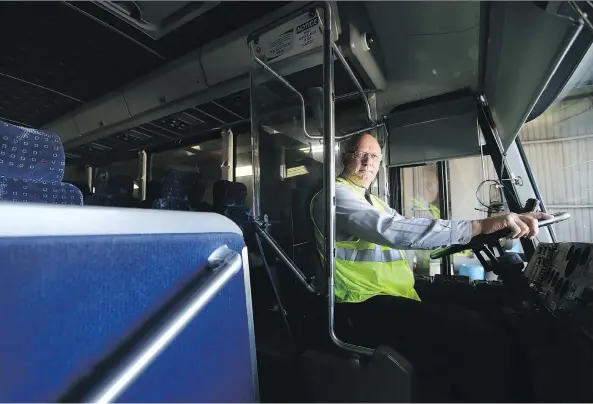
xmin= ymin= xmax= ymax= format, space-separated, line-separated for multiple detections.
xmin=430 ymin=212 xmax=571 ymax=263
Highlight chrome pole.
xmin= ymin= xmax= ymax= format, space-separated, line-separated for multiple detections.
xmin=315 ymin=7 xmax=376 ymax=127
xmin=331 ymin=42 xmax=376 ymax=127
xmin=251 ymin=46 xmax=323 ymax=141
xmin=256 ymin=226 xmax=317 ymax=294
xmin=322 ymin=1 xmax=374 ymax=357
xmin=79 ymin=246 xmax=243 ymax=403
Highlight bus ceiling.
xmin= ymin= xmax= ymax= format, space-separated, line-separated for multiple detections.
xmin=1 ymin=1 xmax=591 ymax=167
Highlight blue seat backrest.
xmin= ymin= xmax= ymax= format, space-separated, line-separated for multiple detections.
xmin=85 ymin=172 xmax=138 ymax=208
xmin=213 ymin=180 xmax=250 ymax=232
xmin=0 ymin=120 xmax=82 ymax=205
xmin=65 ymin=181 xmax=91 ymax=197
xmin=0 ymin=204 xmax=257 ymax=402
xmin=153 ymin=170 xmax=197 ymax=211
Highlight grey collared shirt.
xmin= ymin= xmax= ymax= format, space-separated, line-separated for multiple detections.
xmin=312 ymin=176 xmax=473 ymax=250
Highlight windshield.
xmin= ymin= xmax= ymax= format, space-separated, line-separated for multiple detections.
xmin=516 ymin=44 xmax=593 ymax=243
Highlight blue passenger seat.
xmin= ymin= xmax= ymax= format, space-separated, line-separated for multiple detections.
xmin=152 ymin=170 xmax=194 ymax=211
xmin=0 ymin=120 xmax=82 ymax=205
xmin=84 ymin=172 xmax=138 ymax=207
xmin=0 ymin=205 xmax=258 ymax=402
xmin=213 ymin=180 xmax=250 ymax=232
xmin=65 ymin=181 xmax=91 ymax=198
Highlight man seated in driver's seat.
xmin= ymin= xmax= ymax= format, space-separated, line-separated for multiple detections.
xmin=311 ymin=133 xmax=551 ymax=402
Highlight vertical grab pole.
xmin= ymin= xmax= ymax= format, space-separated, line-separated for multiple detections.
xmin=138 ymin=150 xmax=148 ymax=201
xmin=322 ymin=0 xmax=338 ymax=350
xmin=322 ymin=2 xmax=373 ymax=356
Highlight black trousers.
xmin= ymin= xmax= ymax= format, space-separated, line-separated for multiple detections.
xmin=336 ymin=295 xmax=515 ymax=402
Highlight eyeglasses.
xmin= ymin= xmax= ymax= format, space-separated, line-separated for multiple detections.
xmin=347 ymin=150 xmax=383 ymax=162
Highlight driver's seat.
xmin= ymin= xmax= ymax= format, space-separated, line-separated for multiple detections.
xmin=286 ymin=167 xmax=414 ymax=402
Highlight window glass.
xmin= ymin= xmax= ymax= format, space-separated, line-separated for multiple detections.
xmin=401 ymin=155 xmax=520 ymax=280
xmin=518 ymin=91 xmax=593 ymax=243
xmin=449 ymin=155 xmax=513 ymax=280
xmin=401 ymin=164 xmax=442 ymax=276
xmin=256 ymin=128 xmax=326 ymax=260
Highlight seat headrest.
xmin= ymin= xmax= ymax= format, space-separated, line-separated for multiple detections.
xmin=152 ymin=197 xmax=192 ymax=211
xmin=0 ymin=120 xmax=65 ymax=182
xmin=213 ymin=180 xmax=247 ymax=209
xmin=160 ymin=170 xmax=201 ymax=197
xmin=94 ymin=172 xmax=134 ymax=196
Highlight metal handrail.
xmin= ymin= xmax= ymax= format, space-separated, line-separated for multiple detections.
xmin=321 ymin=1 xmax=374 ymax=357
xmin=314 ymin=7 xmax=377 ymax=128
xmin=249 ymin=3 xmax=379 ymax=143
xmin=250 ymin=44 xmax=323 ymax=141
xmin=255 ymin=225 xmax=317 ymax=294
xmin=80 ymin=245 xmax=243 ymax=403
xmin=336 ymin=122 xmax=385 ymax=141
xmin=332 ymin=42 xmax=376 ymax=127
xmin=247 ymin=1 xmax=374 ymax=356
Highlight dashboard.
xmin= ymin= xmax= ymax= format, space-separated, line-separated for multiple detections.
xmin=525 ymin=242 xmax=593 ymax=339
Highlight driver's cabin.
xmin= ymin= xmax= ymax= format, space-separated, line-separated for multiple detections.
xmin=1 ymin=1 xmax=592 ymax=402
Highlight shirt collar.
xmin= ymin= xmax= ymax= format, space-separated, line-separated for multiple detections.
xmin=338 ymin=174 xmax=367 ymax=194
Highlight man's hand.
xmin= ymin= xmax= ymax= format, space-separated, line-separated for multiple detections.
xmin=471 ymin=212 xmax=554 ymax=240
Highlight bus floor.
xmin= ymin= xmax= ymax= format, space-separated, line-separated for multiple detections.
xmin=254 ymin=308 xmax=311 ymax=402
xmin=252 ymin=271 xmax=593 ymax=402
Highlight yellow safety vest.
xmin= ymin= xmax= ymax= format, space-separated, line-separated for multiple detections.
xmin=310 ymin=177 xmax=420 ymax=303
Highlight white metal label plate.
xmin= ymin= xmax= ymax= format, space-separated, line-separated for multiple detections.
xmin=254 ymin=12 xmax=322 ymax=64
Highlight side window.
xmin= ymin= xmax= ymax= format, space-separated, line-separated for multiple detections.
xmin=401 ymin=156 xmax=508 ymax=280
xmin=448 ymin=156 xmax=508 ymax=280
xmin=254 ymin=129 xmax=327 ymax=260
xmin=401 ymin=164 xmax=442 ymax=275
xmin=519 ymin=98 xmax=593 ymax=243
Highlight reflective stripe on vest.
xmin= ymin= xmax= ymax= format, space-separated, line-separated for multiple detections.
xmin=310 ymin=177 xmax=420 ymax=303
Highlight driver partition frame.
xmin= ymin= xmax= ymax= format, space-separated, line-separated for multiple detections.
xmin=248 ymin=1 xmax=375 ymax=356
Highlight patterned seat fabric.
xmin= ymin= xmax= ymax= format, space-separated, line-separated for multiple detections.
xmin=0 ymin=120 xmax=83 ymax=205
xmin=65 ymin=181 xmax=91 ymax=197
xmin=213 ymin=180 xmax=248 ymax=211
xmin=84 ymin=172 xmax=138 ymax=207
xmin=213 ymin=180 xmax=250 ymax=233
xmin=152 ymin=170 xmax=201 ymax=211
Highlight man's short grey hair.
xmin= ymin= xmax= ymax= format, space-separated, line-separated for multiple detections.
xmin=343 ymin=133 xmax=381 ymax=153
xmin=343 ymin=133 xmax=367 ymax=153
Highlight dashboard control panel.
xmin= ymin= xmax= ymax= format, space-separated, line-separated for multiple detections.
xmin=525 ymin=242 xmax=593 ymax=338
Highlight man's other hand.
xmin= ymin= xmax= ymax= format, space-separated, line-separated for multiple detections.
xmin=471 ymin=212 xmax=554 ymax=240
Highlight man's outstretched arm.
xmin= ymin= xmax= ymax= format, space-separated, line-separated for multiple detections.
xmin=333 ymin=185 xmax=552 ymax=250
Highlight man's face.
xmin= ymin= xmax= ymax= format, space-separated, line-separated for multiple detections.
xmin=343 ymin=134 xmax=383 ymax=188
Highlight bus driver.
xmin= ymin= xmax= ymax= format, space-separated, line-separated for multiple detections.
xmin=311 ymin=133 xmax=552 ymax=401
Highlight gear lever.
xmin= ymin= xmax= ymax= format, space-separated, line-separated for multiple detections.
xmin=523 ymin=198 xmax=540 ymax=213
